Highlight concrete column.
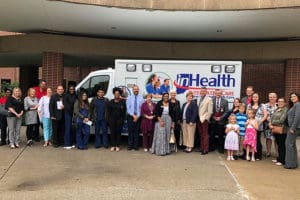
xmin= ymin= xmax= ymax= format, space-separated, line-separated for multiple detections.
xmin=285 ymin=59 xmax=300 ymax=99
xmin=42 ymin=52 xmax=64 ymax=90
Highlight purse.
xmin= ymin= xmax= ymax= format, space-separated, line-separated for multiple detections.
xmin=271 ymin=125 xmax=284 ymax=134
xmin=170 ymin=128 xmax=176 ymax=144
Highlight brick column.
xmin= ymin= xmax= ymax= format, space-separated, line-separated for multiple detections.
xmin=42 ymin=52 xmax=64 ymax=90
xmin=285 ymin=59 xmax=300 ymax=100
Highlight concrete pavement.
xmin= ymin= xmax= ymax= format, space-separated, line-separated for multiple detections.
xmin=0 ymin=127 xmax=299 ymax=199
xmin=0 ymin=127 xmax=247 ymax=200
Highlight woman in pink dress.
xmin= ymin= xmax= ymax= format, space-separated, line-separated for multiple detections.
xmin=140 ymin=94 xmax=156 ymax=152
xmin=243 ymin=109 xmax=259 ymax=161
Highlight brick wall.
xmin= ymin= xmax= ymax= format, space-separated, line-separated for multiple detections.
xmin=0 ymin=67 xmax=19 ymax=91
xmin=285 ymin=59 xmax=300 ymax=99
xmin=241 ymin=63 xmax=286 ymax=103
xmin=42 ymin=52 xmax=64 ymax=90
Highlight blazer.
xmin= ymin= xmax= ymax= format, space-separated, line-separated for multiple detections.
xmin=196 ymin=96 xmax=213 ymax=123
xmin=181 ymin=101 xmax=198 ymax=123
xmin=287 ymin=102 xmax=300 ymax=131
xmin=211 ymin=96 xmax=229 ymax=123
xmin=49 ymin=93 xmax=64 ymax=120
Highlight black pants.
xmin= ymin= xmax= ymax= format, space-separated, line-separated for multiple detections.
xmin=52 ymin=118 xmax=65 ymax=146
xmin=255 ymin=131 xmax=263 ymax=160
xmin=26 ymin=124 xmax=39 ymax=141
xmin=210 ymin=122 xmax=225 ymax=153
xmin=174 ymin=123 xmax=181 ymax=147
xmin=274 ymin=133 xmax=287 ymax=164
xmin=109 ymin=119 xmax=123 ymax=147
xmin=127 ymin=115 xmax=140 ymax=149
xmin=0 ymin=114 xmax=8 ymax=144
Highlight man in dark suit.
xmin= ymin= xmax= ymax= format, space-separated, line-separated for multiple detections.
xmin=49 ymin=85 xmax=65 ymax=147
xmin=241 ymin=86 xmax=254 ymax=109
xmin=210 ymin=89 xmax=229 ymax=153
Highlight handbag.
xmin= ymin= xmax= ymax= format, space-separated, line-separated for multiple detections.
xmin=271 ymin=125 xmax=284 ymax=134
xmin=170 ymin=128 xmax=176 ymax=144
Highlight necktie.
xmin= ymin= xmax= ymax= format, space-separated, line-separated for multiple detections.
xmin=216 ymin=98 xmax=220 ymax=110
xmin=134 ymin=95 xmax=137 ymax=115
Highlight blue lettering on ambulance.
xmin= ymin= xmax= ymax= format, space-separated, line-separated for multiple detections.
xmin=176 ymin=74 xmax=236 ymax=88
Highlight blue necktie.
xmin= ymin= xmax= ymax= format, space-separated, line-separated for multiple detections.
xmin=134 ymin=95 xmax=137 ymax=115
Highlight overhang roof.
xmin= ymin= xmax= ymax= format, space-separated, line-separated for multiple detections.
xmin=0 ymin=0 xmax=300 ymax=41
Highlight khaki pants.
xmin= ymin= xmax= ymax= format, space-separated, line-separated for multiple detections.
xmin=182 ymin=121 xmax=196 ymax=148
xmin=238 ymin=136 xmax=244 ymax=155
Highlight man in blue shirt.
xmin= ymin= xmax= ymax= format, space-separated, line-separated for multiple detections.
xmin=91 ymin=88 xmax=109 ymax=148
xmin=160 ymin=79 xmax=170 ymax=94
xmin=126 ymin=85 xmax=144 ymax=150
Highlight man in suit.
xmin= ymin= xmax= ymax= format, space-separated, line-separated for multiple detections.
xmin=241 ymin=86 xmax=254 ymax=109
xmin=49 ymin=85 xmax=65 ymax=148
xmin=196 ymin=87 xmax=213 ymax=155
xmin=210 ymin=89 xmax=229 ymax=153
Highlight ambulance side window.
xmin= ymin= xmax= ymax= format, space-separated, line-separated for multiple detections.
xmin=79 ymin=75 xmax=110 ymax=98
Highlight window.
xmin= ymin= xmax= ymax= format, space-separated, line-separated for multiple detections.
xmin=79 ymin=75 xmax=110 ymax=98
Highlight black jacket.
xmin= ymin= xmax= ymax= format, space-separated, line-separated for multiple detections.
xmin=63 ymin=93 xmax=77 ymax=115
xmin=49 ymin=93 xmax=64 ymax=120
xmin=155 ymin=100 xmax=176 ymax=122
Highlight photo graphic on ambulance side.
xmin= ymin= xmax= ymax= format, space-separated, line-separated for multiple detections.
xmin=145 ymin=72 xmax=172 ymax=98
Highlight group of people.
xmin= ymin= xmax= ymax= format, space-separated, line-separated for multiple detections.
xmin=224 ymin=87 xmax=300 ymax=169
xmin=0 ymin=81 xmax=299 ymax=169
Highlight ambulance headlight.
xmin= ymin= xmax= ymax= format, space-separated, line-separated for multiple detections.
xmin=126 ymin=64 xmax=136 ymax=72
xmin=225 ymin=65 xmax=235 ymax=73
xmin=142 ymin=64 xmax=152 ymax=72
xmin=211 ymin=65 xmax=221 ymax=73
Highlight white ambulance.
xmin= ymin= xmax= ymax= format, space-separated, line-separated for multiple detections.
xmin=76 ymin=59 xmax=242 ymax=107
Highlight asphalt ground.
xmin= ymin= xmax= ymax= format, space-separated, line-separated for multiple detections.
xmin=0 ymin=127 xmax=299 ymax=200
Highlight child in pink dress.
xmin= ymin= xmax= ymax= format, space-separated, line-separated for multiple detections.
xmin=243 ymin=109 xmax=259 ymax=162
xmin=224 ymin=114 xmax=240 ymax=161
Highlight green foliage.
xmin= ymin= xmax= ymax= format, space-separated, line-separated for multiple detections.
xmin=0 ymin=82 xmax=19 ymax=97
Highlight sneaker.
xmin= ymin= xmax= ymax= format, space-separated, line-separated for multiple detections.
xmin=227 ymin=156 xmax=231 ymax=161
xmin=275 ymin=162 xmax=282 ymax=166
xmin=230 ymin=156 xmax=235 ymax=161
xmin=27 ymin=140 xmax=33 ymax=146
xmin=272 ymin=159 xmax=277 ymax=163
xmin=116 ymin=147 xmax=120 ymax=152
xmin=10 ymin=144 xmax=15 ymax=149
xmin=71 ymin=145 xmax=76 ymax=149
xmin=63 ymin=146 xmax=72 ymax=150
xmin=144 ymin=148 xmax=148 ymax=152
xmin=15 ymin=144 xmax=20 ymax=148
xmin=110 ymin=147 xmax=115 ymax=152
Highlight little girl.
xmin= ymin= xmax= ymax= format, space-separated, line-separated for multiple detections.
xmin=243 ymin=109 xmax=259 ymax=162
xmin=224 ymin=114 xmax=240 ymax=161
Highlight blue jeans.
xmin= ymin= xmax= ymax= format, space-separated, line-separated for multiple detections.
xmin=95 ymin=119 xmax=108 ymax=148
xmin=76 ymin=122 xmax=90 ymax=149
xmin=64 ymin=113 xmax=75 ymax=147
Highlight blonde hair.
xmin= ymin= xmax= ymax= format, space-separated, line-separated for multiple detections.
xmin=27 ymin=88 xmax=36 ymax=97
xmin=186 ymin=91 xmax=193 ymax=97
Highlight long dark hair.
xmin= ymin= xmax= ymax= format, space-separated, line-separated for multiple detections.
xmin=79 ymin=91 xmax=89 ymax=109
xmin=251 ymin=93 xmax=261 ymax=106
xmin=288 ymin=92 xmax=300 ymax=109
xmin=147 ymin=74 xmax=157 ymax=84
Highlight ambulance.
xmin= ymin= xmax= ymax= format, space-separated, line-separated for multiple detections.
xmin=76 ymin=59 xmax=242 ymax=107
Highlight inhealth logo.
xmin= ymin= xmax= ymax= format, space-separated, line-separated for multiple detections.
xmin=174 ymin=73 xmax=236 ymax=94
